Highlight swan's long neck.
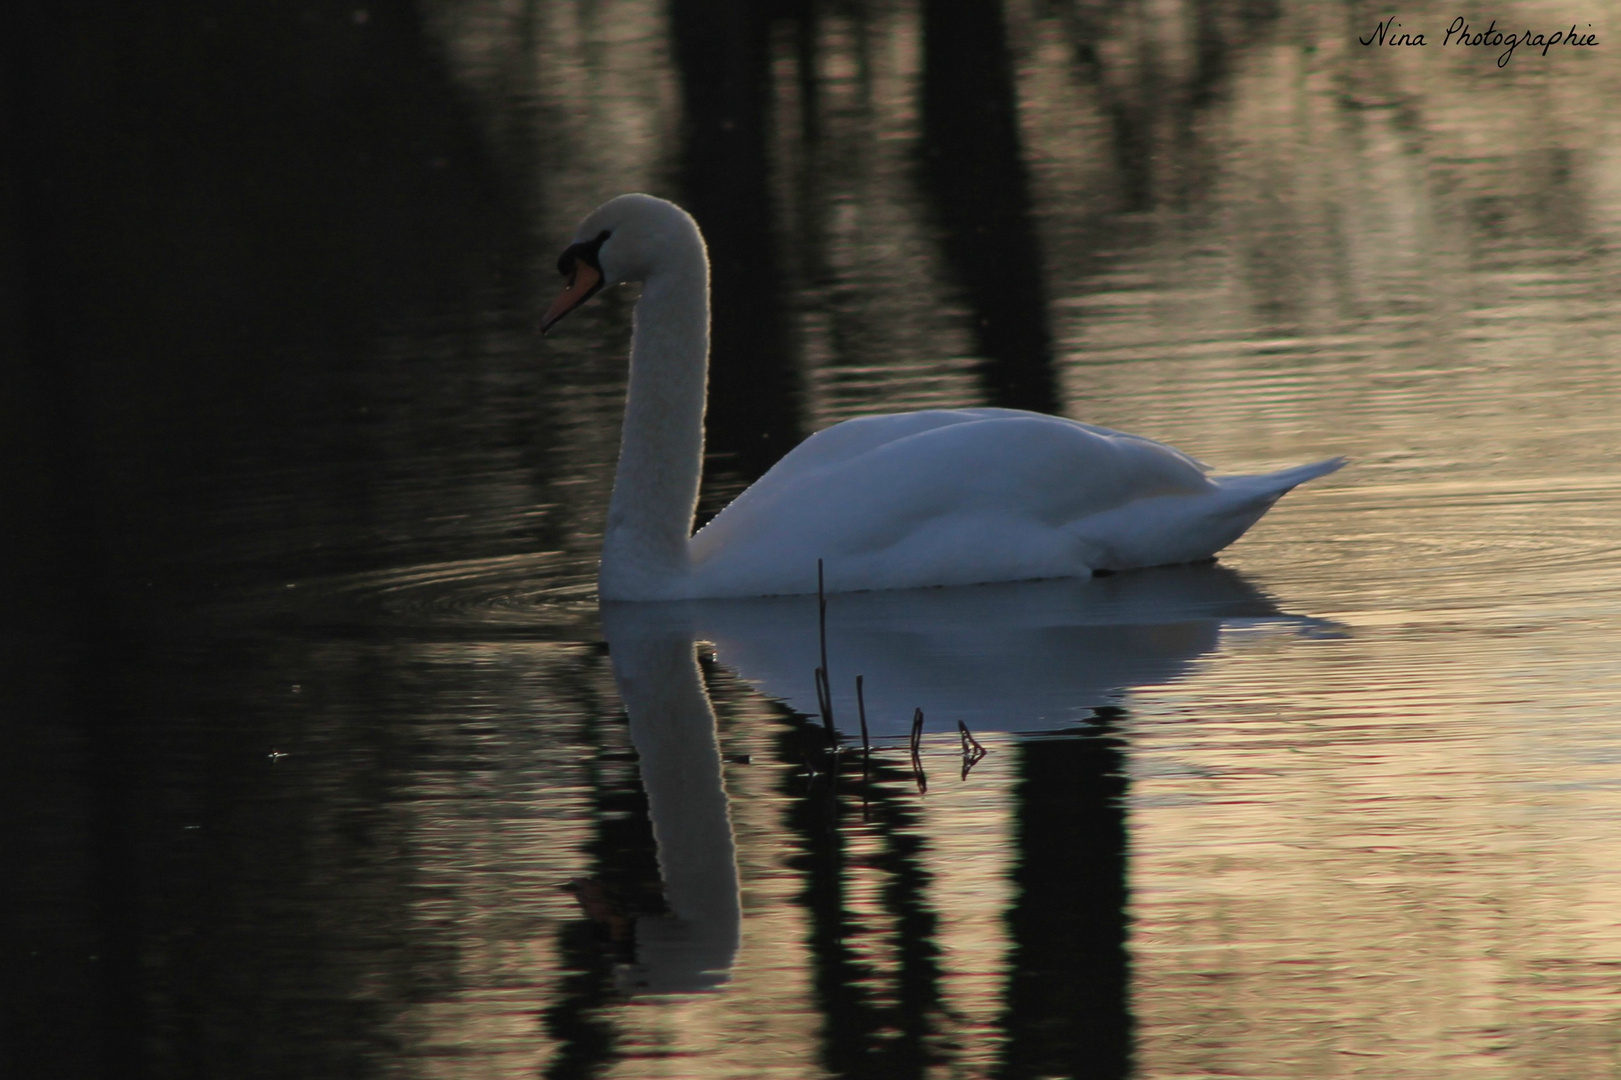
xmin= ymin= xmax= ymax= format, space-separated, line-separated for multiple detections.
xmin=600 ymin=246 xmax=710 ymax=600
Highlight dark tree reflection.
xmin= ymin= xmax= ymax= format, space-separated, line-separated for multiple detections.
xmin=779 ymin=716 xmax=946 ymax=1080
xmin=670 ymin=0 xmax=804 ymax=520
xmin=998 ymin=715 xmax=1132 ymax=1079
xmin=920 ymin=0 xmax=1060 ymax=414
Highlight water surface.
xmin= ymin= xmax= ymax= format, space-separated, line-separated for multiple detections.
xmin=9 ymin=1 xmax=1621 ymax=1077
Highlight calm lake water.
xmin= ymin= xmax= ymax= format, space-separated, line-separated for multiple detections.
xmin=9 ymin=0 xmax=1621 ymax=1077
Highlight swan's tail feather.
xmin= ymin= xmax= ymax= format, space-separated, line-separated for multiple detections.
xmin=1213 ymin=456 xmax=1347 ymax=511
xmin=1256 ymin=456 xmax=1348 ymax=491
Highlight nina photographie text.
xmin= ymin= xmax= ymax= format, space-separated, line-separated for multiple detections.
xmin=1360 ymin=15 xmax=1599 ymax=66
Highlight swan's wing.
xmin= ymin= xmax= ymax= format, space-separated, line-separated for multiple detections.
xmin=731 ymin=407 xmax=1208 ymax=490
xmin=749 ymin=407 xmax=1038 ymax=475
xmin=690 ymin=411 xmax=1214 ymax=570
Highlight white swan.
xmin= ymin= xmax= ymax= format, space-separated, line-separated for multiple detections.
xmin=545 ymin=193 xmax=1344 ymax=601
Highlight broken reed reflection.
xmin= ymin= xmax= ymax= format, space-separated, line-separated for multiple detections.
xmin=811 ymin=560 xmax=985 ymax=797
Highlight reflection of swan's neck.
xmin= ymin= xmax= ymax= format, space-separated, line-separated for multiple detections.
xmin=601 ymin=250 xmax=710 ymax=601
xmin=607 ymin=621 xmax=741 ymax=992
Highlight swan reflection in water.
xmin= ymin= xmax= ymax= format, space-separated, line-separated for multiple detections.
xmin=598 ymin=603 xmax=743 ymax=995
xmin=590 ymin=563 xmax=1334 ymax=998
xmin=610 ymin=562 xmax=1335 ymax=739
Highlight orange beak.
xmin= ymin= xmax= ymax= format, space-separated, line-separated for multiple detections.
xmin=542 ymin=262 xmax=604 ymax=334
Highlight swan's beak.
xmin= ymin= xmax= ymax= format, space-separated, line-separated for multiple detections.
xmin=542 ymin=262 xmax=604 ymax=334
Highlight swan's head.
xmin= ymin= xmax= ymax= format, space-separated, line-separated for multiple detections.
xmin=542 ymin=194 xmax=704 ymax=333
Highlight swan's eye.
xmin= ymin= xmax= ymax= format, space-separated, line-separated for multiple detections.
xmin=555 ymin=231 xmax=612 ymax=296
xmin=557 ymin=230 xmax=610 ymax=281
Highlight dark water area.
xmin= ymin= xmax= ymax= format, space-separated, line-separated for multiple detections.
xmin=6 ymin=7 xmax=525 ymax=1076
xmin=8 ymin=0 xmax=1621 ymax=1077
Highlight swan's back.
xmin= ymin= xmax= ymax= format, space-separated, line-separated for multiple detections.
xmin=684 ymin=408 xmax=1337 ymax=597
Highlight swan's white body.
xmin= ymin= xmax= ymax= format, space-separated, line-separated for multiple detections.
xmin=547 ymin=194 xmax=1344 ymax=601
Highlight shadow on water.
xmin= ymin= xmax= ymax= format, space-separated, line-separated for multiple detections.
xmin=920 ymin=0 xmax=1060 ymax=413
xmin=6 ymin=4 xmax=523 ymax=1077
xmin=8 ymin=4 xmax=518 ymax=592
